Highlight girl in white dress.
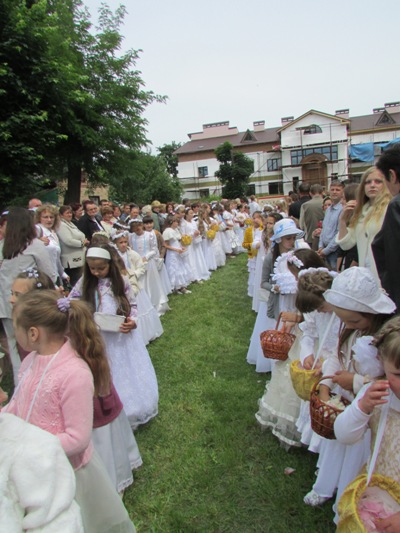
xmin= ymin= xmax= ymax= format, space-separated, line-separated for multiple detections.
xmin=303 ymin=268 xmax=396 ymax=513
xmin=129 ymin=219 xmax=169 ymax=315
xmin=181 ymin=208 xmax=210 ymax=282
xmin=335 ymin=315 xmax=400 ymax=531
xmin=198 ymin=205 xmax=217 ymax=272
xmin=293 ymin=269 xmax=341 ymax=453
xmin=70 ymin=245 xmax=159 ymax=430
xmin=142 ymin=215 xmax=172 ymax=296
xmin=112 ymin=230 xmax=163 ymax=345
xmin=246 ymin=213 xmax=280 ymax=365
xmin=162 ymin=215 xmax=192 ymax=294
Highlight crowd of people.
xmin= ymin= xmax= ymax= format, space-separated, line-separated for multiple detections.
xmin=245 ymin=145 xmax=400 ymax=530
xmin=1 ymin=144 xmax=400 ymax=531
xmin=0 ymin=194 xmax=260 ymax=532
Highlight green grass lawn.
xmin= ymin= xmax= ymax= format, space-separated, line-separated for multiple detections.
xmin=127 ymin=254 xmax=336 ymax=532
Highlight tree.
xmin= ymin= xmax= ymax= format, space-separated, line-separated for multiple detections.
xmin=157 ymin=142 xmax=182 ymax=178
xmin=214 ymin=142 xmax=254 ymax=198
xmin=0 ymin=0 xmax=164 ymax=205
xmin=56 ymin=2 xmax=165 ymax=203
xmin=0 ymin=0 xmax=69 ymax=205
xmin=109 ymin=150 xmax=182 ymax=205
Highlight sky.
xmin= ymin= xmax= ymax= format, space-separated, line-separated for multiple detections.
xmin=83 ymin=0 xmax=400 ymax=152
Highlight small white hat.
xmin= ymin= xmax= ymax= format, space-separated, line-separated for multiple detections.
xmin=324 ymin=267 xmax=396 ymax=315
xmin=270 ymin=219 xmax=304 ymax=243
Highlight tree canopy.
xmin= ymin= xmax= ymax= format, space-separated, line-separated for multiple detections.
xmin=0 ymin=0 xmax=164 ymax=206
xmin=214 ymin=142 xmax=254 ymax=199
xmin=157 ymin=142 xmax=182 ymax=178
xmin=109 ymin=150 xmax=182 ymax=205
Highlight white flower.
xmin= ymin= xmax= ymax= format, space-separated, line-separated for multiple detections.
xmin=352 ymin=335 xmax=383 ymax=379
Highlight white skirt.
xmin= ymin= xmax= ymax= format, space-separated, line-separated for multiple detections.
xmin=246 ymin=301 xmax=274 ymax=374
xmin=75 ymin=451 xmax=136 ymax=533
xmin=92 ymin=410 xmax=142 ymax=493
xmin=135 ymin=288 xmax=163 ymax=345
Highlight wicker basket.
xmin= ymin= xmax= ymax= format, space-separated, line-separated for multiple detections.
xmin=309 ymin=376 xmax=350 ymax=439
xmin=290 ymin=359 xmax=320 ymax=401
xmin=260 ymin=314 xmax=295 ymax=362
xmin=337 ymin=473 xmax=400 ymax=532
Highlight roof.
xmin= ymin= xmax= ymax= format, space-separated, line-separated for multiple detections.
xmin=174 ymin=126 xmax=280 ymax=155
xmin=349 ymin=111 xmax=400 ymax=132
xmin=277 ymin=109 xmax=350 ymax=133
xmin=175 ymin=109 xmax=400 ymax=156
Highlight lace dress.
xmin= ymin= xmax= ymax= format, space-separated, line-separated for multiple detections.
xmin=295 ymin=310 xmax=340 ymax=452
xmin=70 ymin=277 xmax=159 ymax=430
xmin=119 ymin=248 xmax=163 ymax=344
xmin=162 ymin=227 xmax=193 ymax=290
xmin=129 ymin=231 xmax=169 ymax=315
xmin=255 ymin=254 xmax=303 ymax=448
xmin=182 ymin=219 xmax=210 ymax=282
xmin=251 ymin=229 xmax=265 ymax=311
xmin=201 ymin=220 xmax=218 ymax=271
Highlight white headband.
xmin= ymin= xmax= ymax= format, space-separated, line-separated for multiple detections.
xmin=298 ymin=267 xmax=338 ymax=279
xmin=86 ymin=247 xmax=111 ymax=260
xmin=111 ymin=230 xmax=129 ymax=241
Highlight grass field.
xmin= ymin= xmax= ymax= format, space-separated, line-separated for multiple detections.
xmin=126 ymin=254 xmax=336 ymax=532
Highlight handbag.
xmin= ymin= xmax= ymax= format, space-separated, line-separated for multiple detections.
xmin=94 ymin=312 xmax=126 ymax=332
xmin=260 ymin=313 xmax=296 ymax=361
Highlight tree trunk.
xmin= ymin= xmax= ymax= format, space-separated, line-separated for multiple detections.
xmin=64 ymin=150 xmax=82 ymax=204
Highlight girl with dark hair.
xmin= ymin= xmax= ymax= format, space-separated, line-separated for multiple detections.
xmin=0 ymin=207 xmax=53 ymax=384
xmin=69 ymin=244 xmax=159 ymax=430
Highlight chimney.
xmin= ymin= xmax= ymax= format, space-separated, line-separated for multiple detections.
xmin=335 ymin=109 xmax=349 ymax=119
xmin=385 ymin=101 xmax=400 ymax=113
xmin=373 ymin=107 xmax=385 ymax=114
xmin=281 ymin=116 xmax=294 ymax=126
xmin=253 ymin=120 xmax=265 ymax=132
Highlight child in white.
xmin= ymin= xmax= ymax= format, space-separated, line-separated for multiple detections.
xmin=162 ymin=215 xmax=192 ymax=294
xmin=303 ymin=268 xmax=396 ymax=513
xmin=0 ymin=412 xmax=83 ymax=532
xmin=335 ymin=315 xmax=400 ymax=531
xmin=129 ymin=219 xmax=169 ymax=315
xmin=112 ymin=229 xmax=163 ymax=344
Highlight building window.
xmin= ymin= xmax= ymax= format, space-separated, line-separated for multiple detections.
xmin=303 ymin=124 xmax=322 ymax=134
xmin=267 ymin=158 xmax=281 ymax=171
xmin=269 ymin=182 xmax=283 ymax=195
xmin=290 ymin=145 xmax=338 ymax=165
xmin=247 ymin=184 xmax=256 ymax=196
xmin=199 ymin=188 xmax=209 ymax=198
xmin=198 ymin=166 xmax=208 ymax=177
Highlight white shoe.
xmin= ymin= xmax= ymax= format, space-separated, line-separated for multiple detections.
xmin=303 ymin=490 xmax=330 ymax=507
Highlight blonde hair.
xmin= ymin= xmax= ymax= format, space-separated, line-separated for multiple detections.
xmin=349 ymin=167 xmax=391 ymax=229
xmin=13 ymin=290 xmax=111 ymax=396
xmin=35 ymin=204 xmax=60 ymax=230
xmin=374 ymin=316 xmax=400 ymax=369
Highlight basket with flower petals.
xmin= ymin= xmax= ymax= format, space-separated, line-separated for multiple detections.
xmin=206 ymin=229 xmax=216 ymax=240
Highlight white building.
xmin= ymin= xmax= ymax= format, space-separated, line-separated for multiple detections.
xmin=174 ymin=103 xmax=400 ymax=199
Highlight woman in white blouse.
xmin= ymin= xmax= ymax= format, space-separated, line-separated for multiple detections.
xmin=56 ymin=205 xmax=88 ymax=286
xmin=336 ymin=166 xmax=391 ymax=283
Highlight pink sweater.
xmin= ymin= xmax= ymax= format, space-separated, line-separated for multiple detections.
xmin=3 ymin=339 xmax=94 ymax=470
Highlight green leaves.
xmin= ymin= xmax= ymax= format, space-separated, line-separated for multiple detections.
xmin=214 ymin=142 xmax=254 ymax=198
xmin=0 ymin=0 xmax=165 ymax=205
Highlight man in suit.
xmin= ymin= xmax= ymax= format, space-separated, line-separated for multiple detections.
xmin=77 ymin=201 xmax=103 ymax=241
